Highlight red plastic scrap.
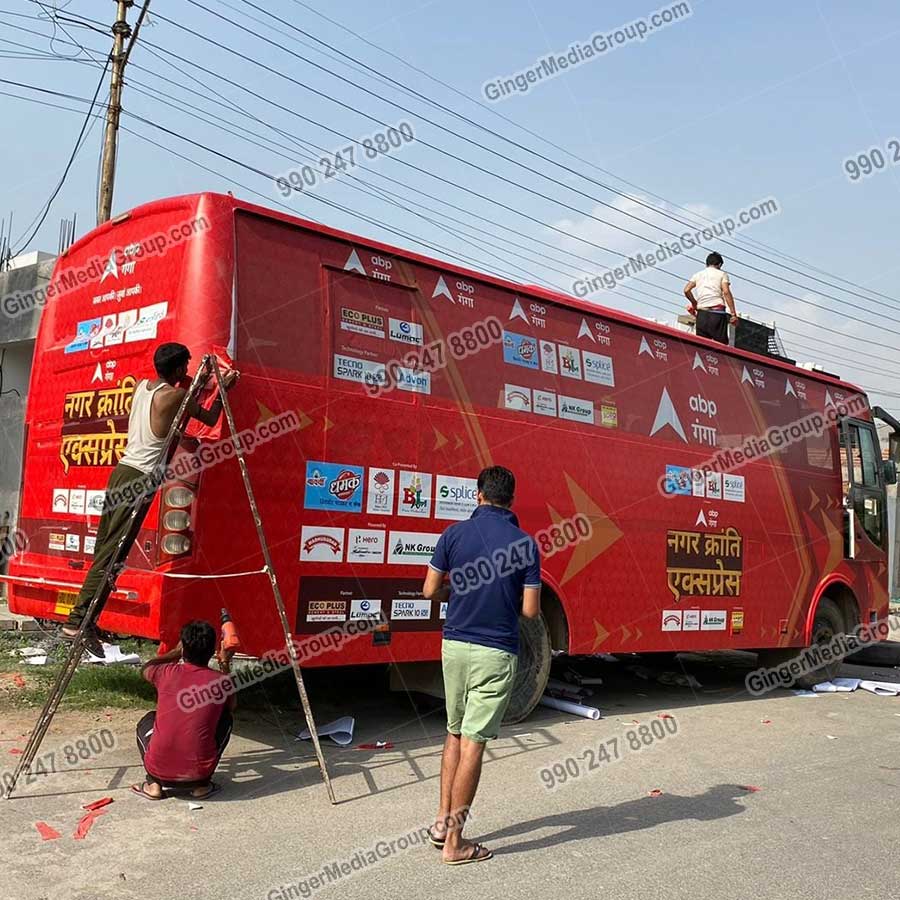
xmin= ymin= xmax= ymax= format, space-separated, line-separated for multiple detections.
xmin=9 ymin=748 xmax=22 ymax=755
xmin=13 ymin=675 xmax=26 ymax=688
xmin=73 ymin=810 xmax=105 ymax=841
xmin=82 ymin=797 xmax=113 ymax=811
xmin=648 ymin=789 xmax=663 ymax=797
xmin=357 ymin=742 xmax=394 ymax=750
xmin=741 ymin=785 xmax=762 ymax=793
xmin=658 ymin=714 xmax=674 ymax=720
xmin=761 ymin=719 xmax=772 ymax=725
xmin=35 ymin=822 xmax=61 ymax=841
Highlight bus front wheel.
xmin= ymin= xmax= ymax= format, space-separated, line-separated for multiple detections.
xmin=503 ymin=614 xmax=552 ymax=724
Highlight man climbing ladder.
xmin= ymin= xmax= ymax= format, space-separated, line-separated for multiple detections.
xmin=61 ymin=342 xmax=239 ymax=656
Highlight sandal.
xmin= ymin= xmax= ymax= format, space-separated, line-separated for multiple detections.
xmin=131 ymin=782 xmax=163 ymax=801
xmin=444 ymin=843 xmax=493 ymax=865
xmin=189 ymin=782 xmax=221 ymax=800
xmin=61 ymin=625 xmax=106 ymax=659
xmin=427 ymin=826 xmax=446 ymax=848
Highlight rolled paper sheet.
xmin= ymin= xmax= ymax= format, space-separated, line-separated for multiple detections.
xmin=538 ymin=694 xmax=601 ymax=720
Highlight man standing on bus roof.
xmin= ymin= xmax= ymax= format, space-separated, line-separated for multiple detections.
xmin=422 ymin=466 xmax=541 ymax=865
xmin=61 ymin=343 xmax=239 ymax=657
xmin=683 ymin=251 xmax=738 ymax=345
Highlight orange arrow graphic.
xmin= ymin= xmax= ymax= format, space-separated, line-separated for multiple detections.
xmin=591 ymin=619 xmax=610 ymax=650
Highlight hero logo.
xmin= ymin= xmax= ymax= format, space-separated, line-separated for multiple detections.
xmin=330 ymin=470 xmax=361 ymax=501
xmin=689 ymin=395 xmax=717 ymax=417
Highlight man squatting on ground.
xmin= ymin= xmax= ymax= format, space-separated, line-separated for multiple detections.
xmin=423 ymin=465 xmax=541 ymax=865
xmin=683 ymin=251 xmax=739 ymax=345
xmin=133 ymin=619 xmax=236 ymax=800
xmin=61 ymin=342 xmax=239 ymax=657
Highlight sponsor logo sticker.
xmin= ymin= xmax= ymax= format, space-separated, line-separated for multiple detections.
xmin=723 ymin=474 xmax=745 ymax=503
xmin=664 ymin=465 xmax=692 ymax=496
xmin=332 ymin=353 xmax=388 ymax=388
xmin=388 ymin=318 xmax=423 ymax=345
xmin=84 ymin=535 xmax=96 ymax=555
xmin=388 ymin=531 xmax=440 ymax=563
xmin=731 ymin=609 xmax=744 ymax=634
xmin=65 ymin=534 xmax=80 ymax=553
xmin=304 ymin=462 xmax=364 ymax=512
xmin=558 ymin=345 xmax=582 ymax=379
xmin=307 ymin=600 xmax=347 ymax=623
xmin=350 ymin=598 xmax=382 ymax=620
xmin=692 ymin=470 xmax=706 ymax=497
xmin=600 ymin=404 xmax=618 ymax=428
xmin=435 ymin=475 xmax=478 ymax=521
xmin=340 ymin=307 xmax=385 ymax=338
xmin=682 ymin=609 xmax=700 ymax=631
xmin=540 ymin=340 xmax=558 ymax=374
xmin=662 ymin=610 xmax=683 ymax=631
xmin=299 ymin=525 xmax=346 ymax=561
xmin=705 ymin=472 xmax=723 ymax=501
xmin=700 ymin=610 xmax=727 ymax=631
xmin=346 ymin=528 xmax=386 ymax=564
xmin=582 ymin=351 xmax=615 ymax=386
xmin=503 ymin=384 xmax=532 ymax=412
xmin=502 ymin=331 xmax=539 ymax=369
xmin=68 ymin=490 xmax=86 ymax=516
xmin=366 ymin=468 xmax=395 ymax=515
xmin=398 ymin=471 xmax=432 ymax=518
xmin=48 ymin=532 xmax=66 ymax=551
xmin=394 ymin=367 xmax=431 ymax=394
xmin=534 ymin=389 xmax=557 ymax=417
xmin=391 ymin=598 xmax=432 ymax=620
xmin=52 ymin=488 xmax=69 ymax=514
xmin=558 ymin=395 xmax=594 ymax=424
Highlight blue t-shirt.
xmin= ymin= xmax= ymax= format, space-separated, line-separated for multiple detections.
xmin=429 ymin=505 xmax=541 ymax=655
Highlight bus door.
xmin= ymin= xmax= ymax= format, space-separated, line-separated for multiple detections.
xmin=839 ymin=418 xmax=889 ymax=561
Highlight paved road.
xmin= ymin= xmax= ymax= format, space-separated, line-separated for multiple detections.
xmin=2 ymin=651 xmax=900 ymax=900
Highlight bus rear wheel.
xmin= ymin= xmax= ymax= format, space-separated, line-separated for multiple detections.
xmin=503 ymin=614 xmax=552 ymax=724
xmin=758 ymin=598 xmax=845 ymax=689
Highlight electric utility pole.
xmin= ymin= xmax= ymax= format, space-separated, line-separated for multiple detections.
xmin=97 ymin=0 xmax=151 ymax=225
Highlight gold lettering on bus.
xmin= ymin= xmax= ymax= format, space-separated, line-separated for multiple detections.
xmin=666 ymin=527 xmax=743 ymax=602
xmin=59 ymin=419 xmax=128 ymax=473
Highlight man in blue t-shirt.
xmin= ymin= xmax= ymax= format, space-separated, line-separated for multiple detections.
xmin=423 ymin=465 xmax=541 ymax=865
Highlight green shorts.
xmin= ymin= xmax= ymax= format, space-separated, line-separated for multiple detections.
xmin=442 ymin=639 xmax=518 ymax=743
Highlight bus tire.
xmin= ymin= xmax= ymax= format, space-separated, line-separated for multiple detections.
xmin=503 ymin=614 xmax=552 ymax=724
xmin=758 ymin=598 xmax=844 ymax=688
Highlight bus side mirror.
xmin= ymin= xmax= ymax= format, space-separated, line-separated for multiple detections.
xmin=890 ymin=433 xmax=900 ymax=464
xmin=884 ymin=460 xmax=898 ymax=486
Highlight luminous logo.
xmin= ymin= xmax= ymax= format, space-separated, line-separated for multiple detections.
xmin=306 ymin=469 xmax=326 ymax=488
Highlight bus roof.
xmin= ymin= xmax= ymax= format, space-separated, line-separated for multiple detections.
xmin=71 ymin=191 xmax=866 ymax=398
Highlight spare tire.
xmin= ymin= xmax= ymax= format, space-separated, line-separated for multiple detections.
xmin=503 ymin=614 xmax=552 ymax=724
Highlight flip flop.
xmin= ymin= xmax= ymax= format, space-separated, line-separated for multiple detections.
xmin=444 ymin=843 xmax=493 ymax=866
xmin=189 ymin=782 xmax=221 ymax=800
xmin=61 ymin=626 xmax=106 ymax=659
xmin=427 ymin=827 xmax=446 ymax=848
xmin=131 ymin=782 xmax=163 ymax=801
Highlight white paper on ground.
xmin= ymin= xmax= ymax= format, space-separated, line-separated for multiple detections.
xmin=813 ymin=678 xmax=860 ymax=692
xmin=85 ymin=643 xmax=141 ymax=665
xmin=791 ymin=689 xmax=818 ymax=697
xmin=859 ymin=680 xmax=900 ymax=696
xmin=297 ymin=716 xmax=355 ymax=746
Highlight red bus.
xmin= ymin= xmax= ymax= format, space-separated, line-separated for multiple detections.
xmin=6 ymin=192 xmax=897 ymax=716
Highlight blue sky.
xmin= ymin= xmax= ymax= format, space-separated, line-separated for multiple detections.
xmin=3 ymin=0 xmax=900 ymax=408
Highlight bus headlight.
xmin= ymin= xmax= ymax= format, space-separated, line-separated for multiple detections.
xmin=163 ymin=510 xmax=191 ymax=531
xmin=165 ymin=486 xmax=194 ymax=508
xmin=161 ymin=534 xmax=192 ymax=555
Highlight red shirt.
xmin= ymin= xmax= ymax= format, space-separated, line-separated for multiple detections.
xmin=144 ymin=662 xmax=229 ymax=783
